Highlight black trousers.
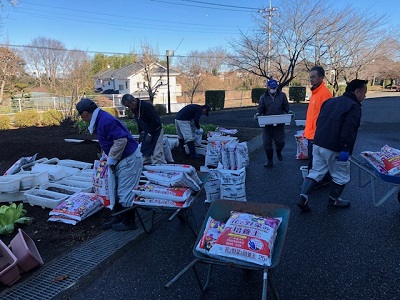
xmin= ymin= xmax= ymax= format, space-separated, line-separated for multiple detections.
xmin=262 ymin=124 xmax=285 ymax=152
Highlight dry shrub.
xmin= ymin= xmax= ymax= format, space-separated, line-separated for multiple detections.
xmin=14 ymin=110 xmax=41 ymax=127
xmin=0 ymin=115 xmax=11 ymax=130
xmin=42 ymin=110 xmax=64 ymax=126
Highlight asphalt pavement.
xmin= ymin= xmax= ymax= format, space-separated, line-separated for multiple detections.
xmin=58 ymin=95 xmax=400 ymax=300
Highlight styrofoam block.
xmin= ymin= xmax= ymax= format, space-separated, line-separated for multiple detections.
xmin=257 ymin=115 xmax=291 ymax=126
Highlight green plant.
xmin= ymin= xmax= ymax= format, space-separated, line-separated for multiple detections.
xmin=162 ymin=123 xmax=177 ymax=134
xmin=154 ymin=104 xmax=167 ymax=115
xmin=205 ymin=90 xmax=225 ymax=111
xmin=0 ymin=115 xmax=11 ymax=130
xmin=42 ymin=109 xmax=64 ymax=126
xmin=201 ymin=124 xmax=218 ymax=134
xmin=123 ymin=120 xmax=138 ymax=134
xmin=251 ymin=88 xmax=267 ymax=104
xmin=13 ymin=110 xmax=41 ymax=127
xmin=0 ymin=203 xmax=33 ymax=235
xmin=289 ymin=86 xmax=306 ymax=103
xmin=74 ymin=119 xmax=89 ymax=134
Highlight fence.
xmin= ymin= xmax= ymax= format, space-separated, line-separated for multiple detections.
xmin=1 ymin=90 xmax=258 ymax=117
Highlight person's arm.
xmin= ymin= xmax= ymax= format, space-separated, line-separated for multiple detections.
xmin=193 ymin=108 xmax=202 ymax=129
xmin=339 ymin=105 xmax=361 ymax=154
xmin=107 ymin=138 xmax=127 ymax=164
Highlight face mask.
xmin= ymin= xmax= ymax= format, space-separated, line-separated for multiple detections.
xmin=269 ymin=89 xmax=277 ymax=94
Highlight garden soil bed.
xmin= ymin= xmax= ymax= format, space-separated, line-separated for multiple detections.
xmin=0 ymin=122 xmax=260 ymax=284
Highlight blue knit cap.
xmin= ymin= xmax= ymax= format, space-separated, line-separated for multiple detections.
xmin=267 ymin=79 xmax=278 ymax=88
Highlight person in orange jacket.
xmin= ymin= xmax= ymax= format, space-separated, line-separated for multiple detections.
xmin=303 ymin=66 xmax=333 ymax=185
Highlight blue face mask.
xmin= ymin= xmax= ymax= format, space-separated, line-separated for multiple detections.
xmin=269 ymin=89 xmax=277 ymax=94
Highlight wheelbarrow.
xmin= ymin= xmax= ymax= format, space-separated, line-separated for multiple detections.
xmin=165 ymin=200 xmax=290 ymax=300
xmin=113 ymin=171 xmax=210 ymax=236
xmin=350 ymin=156 xmax=400 ymax=206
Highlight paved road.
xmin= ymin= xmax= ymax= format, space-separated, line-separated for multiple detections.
xmin=60 ymin=96 xmax=400 ymax=300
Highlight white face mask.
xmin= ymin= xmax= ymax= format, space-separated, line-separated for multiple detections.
xmin=269 ymin=89 xmax=277 ymax=94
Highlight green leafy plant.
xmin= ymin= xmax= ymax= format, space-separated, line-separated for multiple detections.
xmin=0 ymin=203 xmax=33 ymax=235
xmin=123 ymin=120 xmax=138 ymax=134
xmin=74 ymin=119 xmax=89 ymax=134
xmin=162 ymin=123 xmax=177 ymax=134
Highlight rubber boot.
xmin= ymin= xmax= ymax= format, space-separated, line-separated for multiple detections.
xmin=178 ymin=138 xmax=185 ymax=153
xmin=112 ymin=208 xmax=137 ymax=231
xmin=264 ymin=149 xmax=273 ymax=167
xmin=276 ymin=148 xmax=283 ymax=161
xmin=101 ymin=202 xmax=123 ymax=229
xmin=187 ymin=141 xmax=201 ymax=159
xmin=297 ymin=178 xmax=317 ymax=212
xmin=328 ymin=182 xmax=350 ymax=208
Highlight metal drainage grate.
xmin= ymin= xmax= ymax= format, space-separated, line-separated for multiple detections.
xmin=0 ymin=210 xmax=164 ymax=300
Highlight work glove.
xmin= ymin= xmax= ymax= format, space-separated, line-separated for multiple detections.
xmin=195 ymin=128 xmax=203 ymax=135
xmin=288 ymin=110 xmax=295 ymax=118
xmin=107 ymin=157 xmax=118 ymax=173
xmin=145 ymin=133 xmax=152 ymax=143
xmin=338 ymin=151 xmax=349 ymax=162
xmin=253 ymin=112 xmax=260 ymax=120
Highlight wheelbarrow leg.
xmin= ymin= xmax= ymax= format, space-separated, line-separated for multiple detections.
xmin=261 ymin=269 xmax=268 ymax=300
xmin=267 ymin=269 xmax=280 ymax=300
xmin=135 ymin=208 xmax=155 ymax=233
xmin=165 ymin=259 xmax=200 ymax=288
xmin=192 ymin=263 xmax=213 ymax=291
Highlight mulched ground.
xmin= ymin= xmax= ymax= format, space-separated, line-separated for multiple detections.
xmin=0 ymin=122 xmax=259 ymax=282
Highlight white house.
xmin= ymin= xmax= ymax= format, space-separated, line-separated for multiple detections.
xmin=94 ymin=62 xmax=182 ymax=111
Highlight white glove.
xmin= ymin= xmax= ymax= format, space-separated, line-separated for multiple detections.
xmin=107 ymin=157 xmax=118 ymax=166
xmin=253 ymin=113 xmax=260 ymax=120
xmin=198 ymin=128 xmax=203 ymax=134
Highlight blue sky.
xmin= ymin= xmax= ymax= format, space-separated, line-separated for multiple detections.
xmin=1 ymin=0 xmax=399 ymax=58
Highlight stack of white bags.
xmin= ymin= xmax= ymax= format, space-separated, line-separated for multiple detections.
xmin=202 ymin=134 xmax=249 ymax=203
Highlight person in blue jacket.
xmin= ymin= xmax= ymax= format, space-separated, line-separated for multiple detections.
xmin=297 ymin=79 xmax=368 ymax=213
xmin=175 ymin=104 xmax=210 ymax=159
xmin=121 ymin=94 xmax=165 ymax=165
xmin=76 ymin=98 xmax=142 ymax=231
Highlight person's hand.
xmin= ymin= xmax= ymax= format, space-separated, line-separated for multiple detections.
xmin=253 ymin=113 xmax=260 ymax=120
xmin=99 ymin=153 xmax=107 ymax=162
xmin=195 ymin=128 xmax=203 ymax=135
xmin=145 ymin=133 xmax=152 ymax=143
xmin=288 ymin=110 xmax=295 ymax=118
xmin=338 ymin=151 xmax=349 ymax=162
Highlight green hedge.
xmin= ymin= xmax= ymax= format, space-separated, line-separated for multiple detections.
xmin=154 ymin=104 xmax=167 ymax=115
xmin=289 ymin=86 xmax=306 ymax=103
xmin=205 ymin=90 xmax=225 ymax=111
xmin=0 ymin=115 xmax=11 ymax=130
xmin=42 ymin=110 xmax=64 ymax=126
xmin=251 ymin=88 xmax=267 ymax=104
xmin=14 ymin=111 xmax=41 ymax=127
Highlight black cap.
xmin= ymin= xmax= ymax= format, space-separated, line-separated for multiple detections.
xmin=76 ymin=98 xmax=97 ymax=117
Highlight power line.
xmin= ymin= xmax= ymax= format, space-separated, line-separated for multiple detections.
xmin=150 ymin=0 xmax=259 ymax=12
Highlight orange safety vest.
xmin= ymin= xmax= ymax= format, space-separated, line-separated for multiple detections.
xmin=303 ymin=82 xmax=332 ymax=140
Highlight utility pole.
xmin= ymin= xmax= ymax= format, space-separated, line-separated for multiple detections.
xmin=259 ymin=0 xmax=277 ymax=78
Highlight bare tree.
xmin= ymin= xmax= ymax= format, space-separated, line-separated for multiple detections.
xmin=229 ymin=0 xmax=343 ymax=89
xmin=177 ymin=51 xmax=206 ymax=103
xmin=0 ymin=46 xmax=24 ymax=104
xmin=23 ymin=37 xmax=67 ymax=92
xmin=59 ymin=49 xmax=93 ymax=117
xmin=138 ymin=41 xmax=163 ymax=103
xmin=312 ymin=7 xmax=396 ymax=95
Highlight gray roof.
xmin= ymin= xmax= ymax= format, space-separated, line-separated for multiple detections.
xmin=94 ymin=62 xmax=179 ymax=80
